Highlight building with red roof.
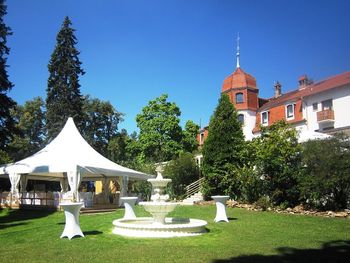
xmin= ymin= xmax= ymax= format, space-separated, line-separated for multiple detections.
xmin=198 ymin=41 xmax=350 ymax=145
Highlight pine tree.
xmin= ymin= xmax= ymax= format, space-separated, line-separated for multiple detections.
xmin=46 ymin=16 xmax=85 ymax=140
xmin=201 ymin=93 xmax=245 ymax=198
xmin=0 ymin=0 xmax=16 ymax=152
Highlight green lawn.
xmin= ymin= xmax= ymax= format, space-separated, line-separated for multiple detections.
xmin=0 ymin=205 xmax=349 ymax=263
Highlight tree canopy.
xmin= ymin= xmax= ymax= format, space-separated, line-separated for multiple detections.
xmin=0 ymin=0 xmax=16 ymax=159
xmin=136 ymin=94 xmax=183 ymax=163
xmin=46 ymin=16 xmax=85 ymax=140
xmin=251 ymin=121 xmax=302 ymax=207
xmin=300 ymin=133 xmax=350 ymax=210
xmin=9 ymin=97 xmax=46 ymax=160
xmin=201 ymin=93 xmax=245 ymax=198
xmin=182 ymin=120 xmax=199 ymax=153
xmin=83 ymin=95 xmax=123 ymax=156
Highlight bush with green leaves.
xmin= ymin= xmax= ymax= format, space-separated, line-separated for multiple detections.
xmin=131 ymin=162 xmax=156 ymax=201
xmin=300 ymin=133 xmax=350 ymax=210
xmin=163 ymin=152 xmax=199 ymax=199
xmin=251 ymin=121 xmax=302 ymax=207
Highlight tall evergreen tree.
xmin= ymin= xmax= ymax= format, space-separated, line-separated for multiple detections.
xmin=201 ymin=93 xmax=245 ymax=198
xmin=0 ymin=0 xmax=16 ymax=156
xmin=46 ymin=16 xmax=85 ymax=140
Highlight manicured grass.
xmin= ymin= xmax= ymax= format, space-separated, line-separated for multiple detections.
xmin=0 ymin=205 xmax=349 ymax=263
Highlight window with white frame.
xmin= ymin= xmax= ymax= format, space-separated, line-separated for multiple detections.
xmin=286 ymin=104 xmax=295 ymax=119
xmin=261 ymin=111 xmax=269 ymax=125
xmin=312 ymin=102 xmax=318 ymax=111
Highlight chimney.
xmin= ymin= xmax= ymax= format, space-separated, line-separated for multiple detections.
xmin=298 ymin=75 xmax=312 ymax=90
xmin=274 ymin=81 xmax=282 ymax=98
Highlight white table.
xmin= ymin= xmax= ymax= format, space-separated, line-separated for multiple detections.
xmin=60 ymin=202 xmax=84 ymax=239
xmin=120 ymin=197 xmax=138 ymax=219
xmin=212 ymin=195 xmax=230 ymax=223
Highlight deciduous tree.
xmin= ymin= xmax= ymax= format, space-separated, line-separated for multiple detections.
xmin=300 ymin=133 xmax=350 ymax=210
xmin=182 ymin=120 xmax=199 ymax=153
xmin=83 ymin=95 xmax=123 ymax=156
xmin=9 ymin=97 xmax=46 ymax=160
xmin=136 ymin=94 xmax=183 ymax=162
xmin=251 ymin=121 xmax=301 ymax=207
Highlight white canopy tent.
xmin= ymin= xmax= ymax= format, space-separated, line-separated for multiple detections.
xmin=0 ymin=117 xmax=152 ymax=200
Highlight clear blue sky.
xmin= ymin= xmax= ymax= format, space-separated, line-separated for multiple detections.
xmin=5 ymin=0 xmax=350 ymax=133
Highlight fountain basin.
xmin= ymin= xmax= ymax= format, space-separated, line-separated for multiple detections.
xmin=112 ymin=217 xmax=207 ymax=238
xmin=139 ymin=201 xmax=178 ymax=224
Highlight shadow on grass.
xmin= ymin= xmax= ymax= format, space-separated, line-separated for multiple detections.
xmin=213 ymin=240 xmax=350 ymax=263
xmin=0 ymin=208 xmax=55 ymax=229
xmin=228 ymin=217 xmax=238 ymax=221
xmin=83 ymin=230 xmax=103 ymax=236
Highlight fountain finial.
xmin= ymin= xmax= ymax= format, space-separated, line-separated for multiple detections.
xmin=155 ymin=165 xmax=164 ymax=179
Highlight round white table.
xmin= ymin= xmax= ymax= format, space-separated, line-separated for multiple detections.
xmin=120 ymin=197 xmax=138 ymax=219
xmin=60 ymin=202 xmax=84 ymax=239
xmin=211 ymin=195 xmax=230 ymax=223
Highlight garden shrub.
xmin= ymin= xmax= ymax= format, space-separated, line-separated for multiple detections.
xmin=163 ymin=152 xmax=199 ymax=199
xmin=300 ymin=133 xmax=350 ymax=211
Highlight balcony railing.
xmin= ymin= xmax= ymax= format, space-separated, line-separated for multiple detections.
xmin=317 ymin=109 xmax=334 ymax=123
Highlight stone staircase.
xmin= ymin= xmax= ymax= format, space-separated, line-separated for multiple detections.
xmin=181 ymin=192 xmax=204 ymax=205
xmin=181 ymin=178 xmax=204 ymax=205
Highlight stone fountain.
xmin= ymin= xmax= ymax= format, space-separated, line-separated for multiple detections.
xmin=112 ymin=167 xmax=207 ymax=238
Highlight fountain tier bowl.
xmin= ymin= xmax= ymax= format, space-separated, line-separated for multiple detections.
xmin=112 ymin=217 xmax=207 ymax=238
xmin=147 ymin=178 xmax=172 ymax=188
xmin=139 ymin=201 xmax=178 ymax=224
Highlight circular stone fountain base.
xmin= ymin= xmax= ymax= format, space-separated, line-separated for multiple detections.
xmin=112 ymin=217 xmax=207 ymax=238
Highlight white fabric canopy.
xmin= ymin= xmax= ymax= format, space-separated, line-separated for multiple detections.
xmin=0 ymin=117 xmax=152 ymax=194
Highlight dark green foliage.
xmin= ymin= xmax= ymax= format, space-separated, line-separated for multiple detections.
xmin=131 ymin=162 xmax=156 ymax=201
xmin=83 ymin=95 xmax=123 ymax=156
xmin=182 ymin=120 xmax=199 ymax=153
xmin=108 ymin=130 xmax=141 ymax=167
xmin=0 ymin=0 xmax=16 ymax=151
xmin=46 ymin=16 xmax=85 ymax=140
xmin=300 ymin=133 xmax=350 ymax=210
xmin=164 ymin=152 xmax=200 ymax=199
xmin=136 ymin=94 xmax=183 ymax=162
xmin=254 ymin=195 xmax=272 ymax=211
xmin=251 ymin=121 xmax=302 ymax=207
xmin=230 ymin=164 xmax=265 ymax=203
xmin=201 ymin=93 xmax=245 ymax=199
xmin=0 ymin=149 xmax=11 ymax=164
xmin=9 ymin=97 xmax=46 ymax=160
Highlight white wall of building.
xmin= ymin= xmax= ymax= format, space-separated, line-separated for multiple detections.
xmin=238 ymin=109 xmax=256 ymax=140
xmin=303 ymin=84 xmax=350 ymax=132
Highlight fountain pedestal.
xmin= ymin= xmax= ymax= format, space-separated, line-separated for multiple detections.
xmin=112 ymin=166 xmax=207 ymax=238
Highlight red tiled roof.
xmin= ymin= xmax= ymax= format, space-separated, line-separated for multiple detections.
xmin=222 ymin=67 xmax=257 ymax=92
xmin=258 ymin=71 xmax=350 ymax=112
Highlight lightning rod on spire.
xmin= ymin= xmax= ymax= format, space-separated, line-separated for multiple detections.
xmin=236 ymin=33 xmax=240 ymax=68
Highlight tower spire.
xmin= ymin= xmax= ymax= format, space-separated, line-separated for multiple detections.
xmin=236 ymin=33 xmax=240 ymax=68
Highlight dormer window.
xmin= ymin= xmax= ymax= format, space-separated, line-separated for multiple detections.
xmin=286 ymin=104 xmax=295 ymax=119
xmin=236 ymin=93 xmax=244 ymax=104
xmin=261 ymin=111 xmax=269 ymax=126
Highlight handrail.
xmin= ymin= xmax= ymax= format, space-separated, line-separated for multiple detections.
xmin=185 ymin=177 xmax=204 ymax=198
